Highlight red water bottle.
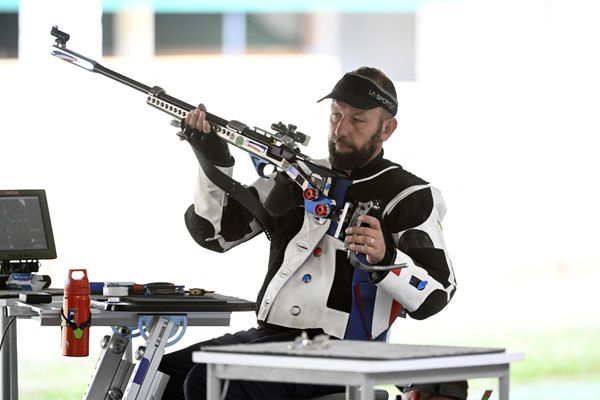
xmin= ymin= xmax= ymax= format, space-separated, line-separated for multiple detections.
xmin=62 ymin=269 xmax=91 ymax=357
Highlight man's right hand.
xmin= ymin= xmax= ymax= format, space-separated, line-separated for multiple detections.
xmin=185 ymin=103 xmax=211 ymax=134
xmin=183 ymin=103 xmax=234 ymax=167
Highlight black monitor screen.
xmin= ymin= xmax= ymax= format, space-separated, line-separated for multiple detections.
xmin=0 ymin=189 xmax=57 ymax=262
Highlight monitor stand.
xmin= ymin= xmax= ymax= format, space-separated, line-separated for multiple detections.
xmin=0 ymin=260 xmax=41 ymax=274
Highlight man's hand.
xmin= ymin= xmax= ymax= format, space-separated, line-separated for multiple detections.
xmin=344 ymin=215 xmax=386 ymax=264
xmin=185 ymin=103 xmax=211 ymax=134
xmin=183 ymin=103 xmax=233 ymax=166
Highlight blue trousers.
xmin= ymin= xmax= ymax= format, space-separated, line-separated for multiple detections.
xmin=158 ymin=325 xmax=344 ymax=399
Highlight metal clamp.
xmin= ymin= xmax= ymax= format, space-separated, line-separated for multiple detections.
xmin=137 ymin=315 xmax=188 ymax=347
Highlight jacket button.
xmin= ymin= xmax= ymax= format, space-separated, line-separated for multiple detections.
xmin=302 ymin=274 xmax=312 ymax=283
xmin=290 ymin=306 xmax=301 ymax=316
xmin=313 ymin=247 xmax=322 ymax=257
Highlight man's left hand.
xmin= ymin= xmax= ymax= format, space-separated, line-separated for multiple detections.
xmin=344 ymin=215 xmax=386 ymax=265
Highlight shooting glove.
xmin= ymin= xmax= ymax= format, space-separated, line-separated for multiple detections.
xmin=182 ymin=124 xmax=234 ymax=167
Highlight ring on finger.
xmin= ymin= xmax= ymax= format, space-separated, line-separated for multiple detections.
xmin=370 ymin=237 xmax=374 ymax=245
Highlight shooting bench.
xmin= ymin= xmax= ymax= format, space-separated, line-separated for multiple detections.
xmin=1 ymin=291 xmax=255 ymax=400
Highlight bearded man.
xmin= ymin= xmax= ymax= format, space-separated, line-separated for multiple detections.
xmin=159 ymin=67 xmax=458 ymax=400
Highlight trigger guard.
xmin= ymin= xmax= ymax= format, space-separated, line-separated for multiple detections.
xmin=250 ymin=155 xmax=273 ymax=178
xmin=257 ymin=163 xmax=268 ymax=177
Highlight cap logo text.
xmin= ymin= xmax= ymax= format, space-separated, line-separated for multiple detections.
xmin=368 ymin=89 xmax=394 ymax=110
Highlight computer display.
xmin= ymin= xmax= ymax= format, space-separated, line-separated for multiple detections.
xmin=0 ymin=189 xmax=57 ymax=264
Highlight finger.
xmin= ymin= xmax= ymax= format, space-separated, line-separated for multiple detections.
xmin=195 ymin=104 xmax=209 ymax=131
xmin=346 ymin=225 xmax=379 ymax=238
xmin=359 ymin=235 xmax=374 ymax=246
xmin=195 ymin=110 xmax=207 ymax=131
xmin=345 ymin=235 xmax=376 ymax=252
xmin=198 ymin=110 xmax=211 ymax=133
xmin=345 ymin=234 xmax=360 ymax=249
xmin=358 ymin=215 xmax=381 ymax=229
xmin=197 ymin=104 xmax=211 ymax=133
xmin=348 ymin=242 xmax=370 ymax=254
xmin=345 ymin=217 xmax=379 ymax=236
xmin=344 ymin=235 xmax=358 ymax=248
xmin=187 ymin=108 xmax=199 ymax=128
xmin=202 ymin=119 xmax=211 ymax=133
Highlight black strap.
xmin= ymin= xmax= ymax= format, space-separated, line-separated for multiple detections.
xmin=184 ymin=133 xmax=273 ymax=241
xmin=61 ymin=308 xmax=92 ymax=331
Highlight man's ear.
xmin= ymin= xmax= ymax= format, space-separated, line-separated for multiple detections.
xmin=381 ymin=117 xmax=397 ymax=142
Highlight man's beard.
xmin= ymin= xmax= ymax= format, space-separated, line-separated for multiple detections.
xmin=328 ymin=124 xmax=382 ymax=172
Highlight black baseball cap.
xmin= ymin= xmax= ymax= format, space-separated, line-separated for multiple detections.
xmin=317 ymin=73 xmax=398 ymax=116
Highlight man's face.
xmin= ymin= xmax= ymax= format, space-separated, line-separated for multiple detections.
xmin=328 ymin=100 xmax=388 ymax=172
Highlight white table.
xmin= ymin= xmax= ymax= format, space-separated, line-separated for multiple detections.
xmin=193 ymin=340 xmax=524 ymax=400
xmin=0 ymin=290 xmax=254 ymax=400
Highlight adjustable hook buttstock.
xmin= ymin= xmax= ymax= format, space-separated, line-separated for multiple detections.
xmin=348 ymin=250 xmax=408 ymax=273
xmin=51 ymin=25 xmax=70 ymax=47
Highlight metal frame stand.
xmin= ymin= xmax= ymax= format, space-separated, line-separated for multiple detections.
xmin=83 ymin=316 xmax=177 ymax=400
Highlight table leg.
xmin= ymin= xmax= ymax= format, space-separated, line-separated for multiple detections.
xmin=499 ymin=366 xmax=510 ymax=400
xmin=1 ymin=309 xmax=18 ymax=400
xmin=346 ymin=384 xmax=375 ymax=400
xmin=360 ymin=381 xmax=374 ymax=400
xmin=206 ymin=364 xmax=220 ymax=400
xmin=347 ymin=385 xmax=357 ymax=400
xmin=8 ymin=326 xmax=17 ymax=400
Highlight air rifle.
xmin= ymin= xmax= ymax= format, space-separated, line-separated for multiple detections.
xmin=49 ymin=26 xmax=405 ymax=272
xmin=51 ymin=27 xmax=348 ymax=214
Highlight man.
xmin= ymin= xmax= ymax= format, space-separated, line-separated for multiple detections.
xmin=159 ymin=67 xmax=458 ymax=399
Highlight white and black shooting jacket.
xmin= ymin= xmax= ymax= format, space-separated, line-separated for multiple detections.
xmin=185 ymin=150 xmax=457 ymax=341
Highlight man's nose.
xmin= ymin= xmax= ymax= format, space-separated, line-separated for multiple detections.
xmin=334 ymin=117 xmax=350 ymax=138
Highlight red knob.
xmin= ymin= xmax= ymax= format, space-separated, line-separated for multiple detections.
xmin=303 ymin=188 xmax=317 ymax=201
xmin=314 ymin=204 xmax=330 ymax=217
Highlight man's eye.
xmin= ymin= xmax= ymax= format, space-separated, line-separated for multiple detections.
xmin=352 ymin=117 xmax=365 ymax=123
